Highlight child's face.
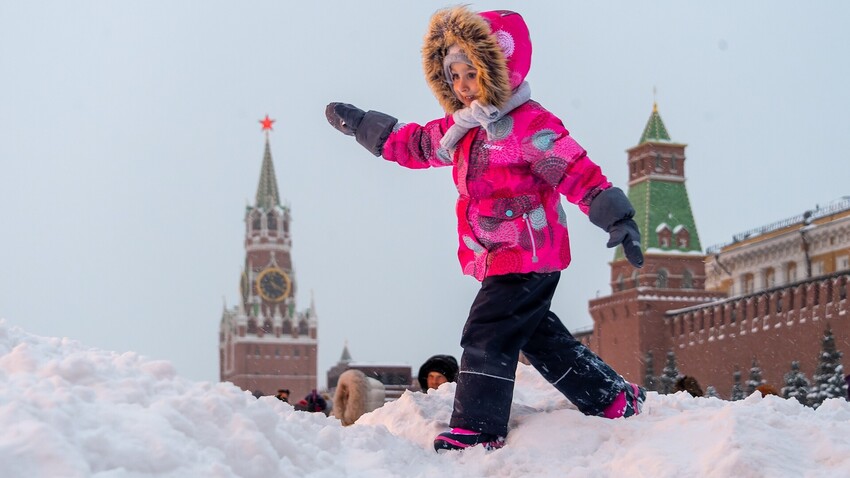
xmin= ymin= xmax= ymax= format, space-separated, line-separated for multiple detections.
xmin=449 ymin=63 xmax=480 ymax=107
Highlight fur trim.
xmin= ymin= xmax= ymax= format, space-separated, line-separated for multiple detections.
xmin=422 ymin=6 xmax=510 ymax=113
xmin=332 ymin=369 xmax=386 ymax=426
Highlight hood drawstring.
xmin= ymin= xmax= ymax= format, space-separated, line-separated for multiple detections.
xmin=523 ymin=212 xmax=539 ymax=263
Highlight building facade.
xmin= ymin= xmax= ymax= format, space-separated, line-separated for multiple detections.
xmin=219 ymin=120 xmax=318 ymax=400
xmin=585 ymin=104 xmax=850 ymax=398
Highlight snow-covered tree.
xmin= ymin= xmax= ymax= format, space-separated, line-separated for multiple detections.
xmin=745 ymin=357 xmax=765 ymax=396
xmin=660 ymin=350 xmax=680 ymax=394
xmin=782 ymin=360 xmax=810 ymax=406
xmin=730 ymin=367 xmax=745 ymax=401
xmin=643 ymin=350 xmax=659 ymax=392
xmin=809 ymin=326 xmax=847 ymax=408
xmin=705 ymin=385 xmax=720 ymax=399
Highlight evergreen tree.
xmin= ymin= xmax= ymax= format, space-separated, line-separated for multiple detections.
xmin=643 ymin=350 xmax=658 ymax=392
xmin=704 ymin=385 xmax=720 ymax=399
xmin=745 ymin=357 xmax=765 ymax=396
xmin=809 ymin=326 xmax=847 ymax=408
xmin=730 ymin=367 xmax=745 ymax=401
xmin=782 ymin=360 xmax=810 ymax=406
xmin=660 ymin=350 xmax=680 ymax=394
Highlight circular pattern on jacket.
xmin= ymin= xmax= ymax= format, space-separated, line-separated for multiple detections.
xmin=528 ymin=207 xmax=547 ymax=230
xmin=532 ymin=129 xmax=557 ymax=151
xmin=467 ymin=140 xmax=490 ymax=180
xmin=489 ymin=116 xmax=514 ymax=141
xmin=531 ymin=156 xmax=569 ymax=187
xmin=495 ymin=29 xmax=515 ymax=58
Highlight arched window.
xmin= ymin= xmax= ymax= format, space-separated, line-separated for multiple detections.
xmin=656 ymin=223 xmax=672 ymax=249
xmin=655 ymin=153 xmax=663 ymax=171
xmin=247 ymin=318 xmax=258 ymax=334
xmin=299 ymin=320 xmax=309 ymax=335
xmin=787 ymin=262 xmax=798 ymax=283
xmin=656 ymin=269 xmax=669 ymax=288
xmin=617 ymin=274 xmax=625 ymax=292
xmin=267 ymin=212 xmax=277 ymax=231
xmin=674 ymin=226 xmax=690 ymax=249
xmin=682 ymin=270 xmax=694 ymax=289
xmin=282 ymin=320 xmax=292 ymax=335
xmin=670 ymin=154 xmax=678 ymax=172
xmin=251 ymin=212 xmax=262 ymax=231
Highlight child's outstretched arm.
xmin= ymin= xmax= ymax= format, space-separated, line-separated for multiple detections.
xmin=325 ymin=102 xmax=452 ymax=169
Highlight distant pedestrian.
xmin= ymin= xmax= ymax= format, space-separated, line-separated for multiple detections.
xmin=674 ymin=376 xmax=704 ymax=397
xmin=417 ymin=355 xmax=459 ymax=391
xmin=275 ymin=388 xmax=290 ymax=403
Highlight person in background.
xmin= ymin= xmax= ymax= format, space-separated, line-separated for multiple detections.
xmin=304 ymin=389 xmax=328 ymax=415
xmin=756 ymin=384 xmax=779 ymax=397
xmin=325 ymin=6 xmax=646 ymax=452
xmin=275 ymin=389 xmax=290 ymax=403
xmin=674 ymin=376 xmax=704 ymax=397
xmin=333 ymin=369 xmax=386 ymax=426
xmin=418 ymin=355 xmax=459 ymax=391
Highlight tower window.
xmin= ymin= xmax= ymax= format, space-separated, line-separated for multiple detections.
xmin=654 ymin=153 xmax=662 ymax=172
xmin=682 ymin=270 xmax=693 ymax=289
xmin=251 ymin=213 xmax=262 ymax=231
xmin=617 ymin=274 xmax=624 ymax=291
xmin=299 ymin=319 xmax=309 ymax=335
xmin=656 ymin=269 xmax=669 ymax=288
xmin=267 ymin=212 xmax=277 ymax=231
xmin=670 ymin=154 xmax=678 ymax=172
xmin=656 ymin=223 xmax=672 ymax=249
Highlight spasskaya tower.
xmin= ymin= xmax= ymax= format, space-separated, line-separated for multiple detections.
xmin=219 ymin=116 xmax=318 ymax=399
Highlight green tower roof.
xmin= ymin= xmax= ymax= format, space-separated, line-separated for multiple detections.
xmin=255 ymin=137 xmax=281 ymax=211
xmin=616 ymin=103 xmax=702 ymax=260
xmin=638 ymin=103 xmax=671 ymax=144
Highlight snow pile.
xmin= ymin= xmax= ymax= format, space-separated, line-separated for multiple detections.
xmin=2 ymin=319 xmax=850 ymax=478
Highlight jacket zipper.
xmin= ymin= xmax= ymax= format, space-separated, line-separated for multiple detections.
xmin=523 ymin=213 xmax=539 ymax=263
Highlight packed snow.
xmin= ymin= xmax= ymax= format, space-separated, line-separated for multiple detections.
xmin=3 ymin=319 xmax=850 ymax=478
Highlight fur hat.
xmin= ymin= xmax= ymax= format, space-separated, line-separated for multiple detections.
xmin=423 ymin=7 xmax=532 ymax=113
xmin=417 ymin=354 xmax=459 ymax=390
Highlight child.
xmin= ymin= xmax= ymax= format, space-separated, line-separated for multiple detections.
xmin=325 ymin=7 xmax=646 ymax=452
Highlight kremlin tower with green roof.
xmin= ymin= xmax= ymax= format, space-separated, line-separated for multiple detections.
xmin=586 ymin=103 xmax=725 ymax=385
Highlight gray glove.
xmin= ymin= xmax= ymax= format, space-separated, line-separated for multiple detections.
xmin=325 ymin=102 xmax=397 ymax=157
xmin=588 ymin=187 xmax=644 ymax=268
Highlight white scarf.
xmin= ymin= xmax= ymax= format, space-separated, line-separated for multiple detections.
xmin=437 ymin=81 xmax=531 ymax=161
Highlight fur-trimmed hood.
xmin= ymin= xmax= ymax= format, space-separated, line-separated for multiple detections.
xmin=423 ymin=7 xmax=532 ymax=114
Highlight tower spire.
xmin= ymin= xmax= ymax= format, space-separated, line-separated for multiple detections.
xmin=255 ymin=115 xmax=281 ymax=211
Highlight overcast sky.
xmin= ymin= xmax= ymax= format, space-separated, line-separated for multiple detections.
xmin=1 ymin=1 xmax=848 ymax=388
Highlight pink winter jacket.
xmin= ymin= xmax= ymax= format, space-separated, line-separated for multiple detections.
xmin=382 ymin=102 xmax=610 ymax=280
xmin=380 ymin=7 xmax=611 ymax=280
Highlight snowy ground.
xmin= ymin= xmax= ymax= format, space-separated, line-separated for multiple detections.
xmin=3 ymin=319 xmax=850 ymax=478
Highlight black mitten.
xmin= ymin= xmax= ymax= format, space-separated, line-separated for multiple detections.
xmin=607 ymin=218 xmax=644 ymax=268
xmin=325 ymin=103 xmax=364 ymax=136
xmin=325 ymin=103 xmax=398 ymax=157
xmin=588 ymin=187 xmax=644 ymax=268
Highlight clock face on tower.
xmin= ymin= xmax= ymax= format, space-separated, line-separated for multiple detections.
xmin=256 ymin=267 xmax=291 ymax=302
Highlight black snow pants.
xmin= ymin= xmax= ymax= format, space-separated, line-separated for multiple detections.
xmin=449 ymin=271 xmax=626 ymax=437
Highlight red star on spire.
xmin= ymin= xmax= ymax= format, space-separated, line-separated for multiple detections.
xmin=259 ymin=115 xmax=275 ymax=132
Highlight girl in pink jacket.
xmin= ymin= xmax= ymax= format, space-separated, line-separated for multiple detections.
xmin=326 ymin=7 xmax=645 ymax=452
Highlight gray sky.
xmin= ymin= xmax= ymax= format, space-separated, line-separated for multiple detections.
xmin=1 ymin=1 xmax=848 ymax=387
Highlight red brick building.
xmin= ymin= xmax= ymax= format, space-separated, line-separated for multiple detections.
xmin=584 ymin=104 xmax=850 ymax=398
xmin=219 ymin=122 xmax=318 ymax=399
